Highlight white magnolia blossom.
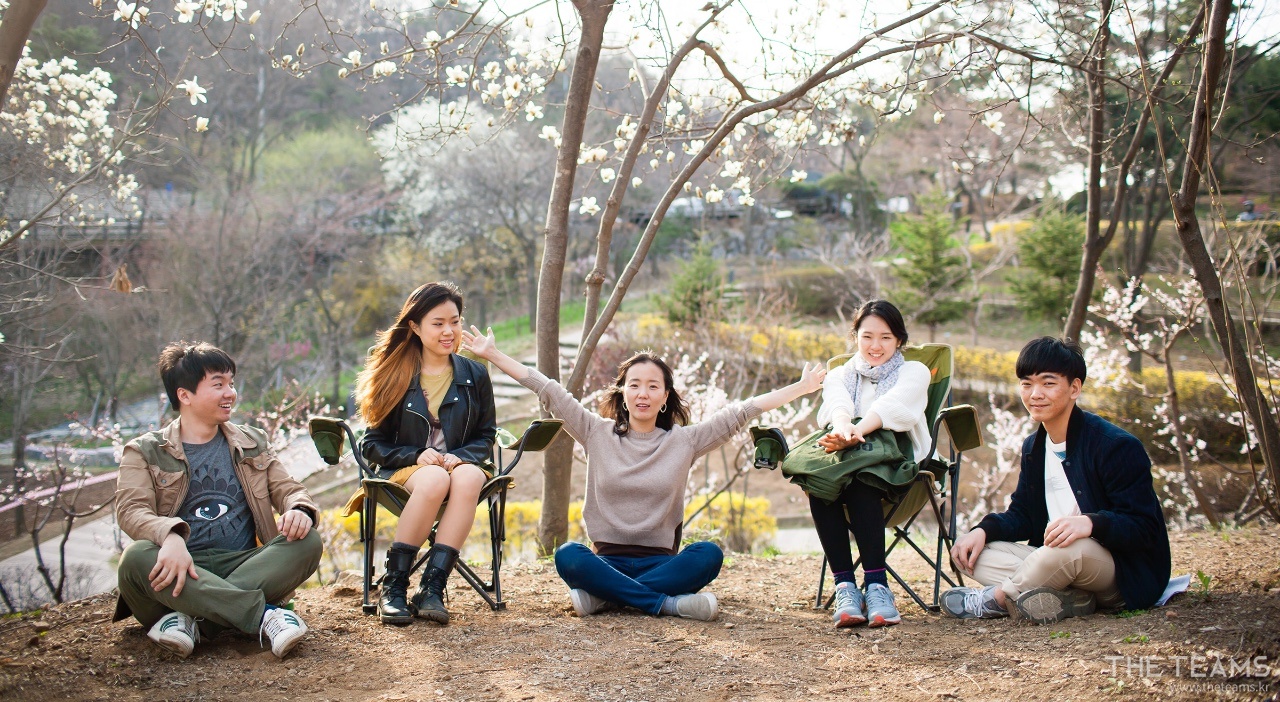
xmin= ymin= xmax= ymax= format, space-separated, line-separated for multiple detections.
xmin=631 ymin=177 xmax=642 ymax=188
xmin=483 ymin=61 xmax=502 ymax=81
xmin=524 ymin=103 xmax=543 ymax=121
xmin=933 ymin=111 xmax=945 ymax=124
xmin=0 ymin=46 xmax=138 ymax=242
xmin=578 ymin=196 xmax=600 ymax=216
xmin=174 ymin=1 xmax=200 ymax=23
xmin=371 ymin=61 xmax=397 ymax=78
xmin=719 ymin=160 xmax=743 ymax=179
xmin=704 ymin=185 xmax=724 ymax=204
xmin=114 ymin=1 xmax=149 ymax=28
xmin=177 ymin=76 xmax=207 ymax=105
xmin=789 ymin=169 xmax=807 ymax=183
xmin=577 ymin=146 xmax=608 ymax=164
xmin=599 ymin=168 xmax=615 ymax=183
xmin=982 ymin=111 xmax=1005 ymax=135
xmin=739 ymin=193 xmax=755 ymax=207
xmin=195 ymin=116 xmax=209 ymax=132
xmin=538 ymin=125 xmax=562 ymax=147
xmin=444 ymin=65 xmax=469 ymax=86
xmin=342 ymin=50 xmax=362 ymax=68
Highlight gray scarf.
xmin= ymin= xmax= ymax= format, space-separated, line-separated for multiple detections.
xmin=844 ymin=349 xmax=905 ymax=417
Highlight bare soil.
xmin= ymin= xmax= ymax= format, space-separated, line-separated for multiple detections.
xmin=2 ymin=526 xmax=1278 ymax=702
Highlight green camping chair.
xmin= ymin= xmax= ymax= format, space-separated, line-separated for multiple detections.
xmin=308 ymin=416 xmax=563 ymax=614
xmin=754 ymin=344 xmax=984 ymax=612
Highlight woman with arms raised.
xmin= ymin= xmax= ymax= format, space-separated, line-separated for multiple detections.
xmin=462 ymin=326 xmax=824 ymax=621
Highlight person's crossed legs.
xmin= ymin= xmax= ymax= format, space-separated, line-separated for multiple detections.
xmin=554 ymin=541 xmax=722 ymax=619
xmin=945 ymin=539 xmax=1124 ymax=623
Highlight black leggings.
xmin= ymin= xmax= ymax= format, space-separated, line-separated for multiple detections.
xmin=808 ymin=480 xmax=887 ymax=576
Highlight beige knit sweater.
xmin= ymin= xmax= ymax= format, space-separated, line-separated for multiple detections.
xmin=520 ymin=369 xmax=763 ymax=551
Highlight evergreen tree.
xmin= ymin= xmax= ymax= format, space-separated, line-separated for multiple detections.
xmin=1009 ymin=208 xmax=1086 ymax=323
xmin=890 ymin=200 xmax=973 ymax=341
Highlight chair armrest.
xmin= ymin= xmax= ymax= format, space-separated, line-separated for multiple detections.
xmin=309 ymin=415 xmax=372 ymax=475
xmin=504 ymin=419 xmax=564 ymax=452
xmin=939 ymin=405 xmax=984 ymax=453
xmin=308 ymin=416 xmax=348 ymax=465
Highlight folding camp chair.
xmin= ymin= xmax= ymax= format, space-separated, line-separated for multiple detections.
xmin=755 ymin=344 xmax=984 ymax=612
xmin=308 ymin=416 xmax=563 ymax=614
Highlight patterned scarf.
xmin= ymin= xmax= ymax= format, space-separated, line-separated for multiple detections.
xmin=844 ymin=348 xmax=905 ymax=417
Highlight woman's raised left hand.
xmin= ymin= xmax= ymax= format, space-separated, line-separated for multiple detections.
xmin=797 ymin=361 xmax=827 ymax=395
xmin=461 ymin=325 xmax=497 ymax=360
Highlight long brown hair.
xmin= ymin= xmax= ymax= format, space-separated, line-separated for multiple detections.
xmin=598 ymin=351 xmax=691 ymax=436
xmin=356 ymin=282 xmax=463 ymax=428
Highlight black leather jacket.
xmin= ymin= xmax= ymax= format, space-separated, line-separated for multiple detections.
xmin=359 ymin=353 xmax=497 ymax=475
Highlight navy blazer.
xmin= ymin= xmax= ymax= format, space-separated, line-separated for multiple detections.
xmin=359 ymin=353 xmax=497 ymax=473
xmin=976 ymin=406 xmax=1171 ymax=609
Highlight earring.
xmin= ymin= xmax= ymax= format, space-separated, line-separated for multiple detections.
xmin=660 ymin=402 xmax=667 ymax=413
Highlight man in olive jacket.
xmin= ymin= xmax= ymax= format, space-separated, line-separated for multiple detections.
xmin=113 ymin=342 xmax=322 ymax=659
xmin=943 ymin=337 xmax=1171 ymax=624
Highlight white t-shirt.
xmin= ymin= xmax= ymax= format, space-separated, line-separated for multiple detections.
xmin=1044 ymin=437 xmax=1081 ymax=522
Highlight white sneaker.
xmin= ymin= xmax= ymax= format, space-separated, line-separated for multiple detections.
xmin=569 ymin=589 xmax=612 ymax=616
xmin=147 ymin=611 xmax=199 ymax=658
xmin=259 ymin=607 xmax=308 ymax=659
xmin=673 ymin=592 xmax=719 ymax=621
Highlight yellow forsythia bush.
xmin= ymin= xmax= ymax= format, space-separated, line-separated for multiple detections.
xmin=683 ymin=493 xmax=777 ymax=553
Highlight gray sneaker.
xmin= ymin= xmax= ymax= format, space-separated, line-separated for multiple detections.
xmin=831 ymin=582 xmax=867 ymax=627
xmin=863 ymin=583 xmax=901 ymax=627
xmin=941 ymin=585 xmax=1009 ymax=619
xmin=1015 ymin=587 xmax=1096 ymax=625
xmin=569 ymin=588 xmax=614 ymax=616
xmin=672 ymin=592 xmax=718 ymax=621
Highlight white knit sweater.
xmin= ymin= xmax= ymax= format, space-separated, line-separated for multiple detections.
xmin=815 ymin=357 xmax=932 ymax=461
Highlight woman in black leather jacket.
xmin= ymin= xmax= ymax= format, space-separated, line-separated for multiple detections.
xmin=352 ymin=282 xmax=497 ymax=626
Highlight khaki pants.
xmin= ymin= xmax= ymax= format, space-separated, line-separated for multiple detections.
xmin=971 ymin=539 xmax=1125 ymax=609
xmin=117 ymin=531 xmax=322 ymax=635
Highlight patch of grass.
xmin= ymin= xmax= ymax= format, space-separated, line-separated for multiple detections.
xmin=1114 ymin=609 xmax=1149 ymax=619
xmin=758 ymin=545 xmax=782 ymax=559
xmin=487 ymin=299 xmax=588 ymax=345
xmin=1050 ymin=631 xmax=1071 ymax=639
xmin=1121 ymin=633 xmax=1150 ymax=644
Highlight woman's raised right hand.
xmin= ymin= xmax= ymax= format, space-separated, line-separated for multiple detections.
xmin=461 ymin=325 xmax=497 ymax=359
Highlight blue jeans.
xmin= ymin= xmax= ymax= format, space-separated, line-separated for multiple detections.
xmin=553 ymin=541 xmax=723 ymax=615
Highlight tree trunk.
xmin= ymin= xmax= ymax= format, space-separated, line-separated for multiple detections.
xmin=533 ymin=0 xmax=613 ymax=555
xmin=0 ymin=0 xmax=48 ymax=108
xmin=1168 ymin=0 xmax=1280 ymax=518
xmin=1064 ymin=2 xmax=1205 ymax=340
xmin=1063 ymin=0 xmax=1113 ymax=341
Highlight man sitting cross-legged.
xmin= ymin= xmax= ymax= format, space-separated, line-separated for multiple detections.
xmin=113 ymin=341 xmax=323 ymax=658
xmin=944 ymin=337 xmax=1171 ymax=624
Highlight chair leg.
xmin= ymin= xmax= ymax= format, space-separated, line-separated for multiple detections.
xmin=489 ymin=492 xmax=507 ymax=607
xmin=361 ymin=485 xmax=379 ymax=616
xmin=815 ymin=555 xmax=829 ymax=609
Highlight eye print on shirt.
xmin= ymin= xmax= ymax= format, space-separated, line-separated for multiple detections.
xmin=189 ymin=497 xmax=231 ymax=521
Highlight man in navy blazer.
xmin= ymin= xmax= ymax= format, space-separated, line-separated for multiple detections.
xmin=942 ymin=337 xmax=1171 ymax=623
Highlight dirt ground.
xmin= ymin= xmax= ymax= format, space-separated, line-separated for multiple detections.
xmin=2 ymin=526 xmax=1278 ymax=702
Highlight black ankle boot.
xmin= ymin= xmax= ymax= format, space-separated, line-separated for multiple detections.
xmin=410 ymin=544 xmax=458 ymax=624
xmin=378 ymin=544 xmax=418 ymax=626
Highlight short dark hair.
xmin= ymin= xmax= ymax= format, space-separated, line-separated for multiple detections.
xmin=1016 ymin=336 xmax=1087 ymax=384
xmin=850 ymin=299 xmax=909 ymax=345
xmin=158 ymin=341 xmax=236 ymax=409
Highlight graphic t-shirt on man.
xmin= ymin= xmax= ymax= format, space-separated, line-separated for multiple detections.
xmin=1044 ymin=437 xmax=1082 ymax=522
xmin=179 ymin=430 xmax=256 ymax=552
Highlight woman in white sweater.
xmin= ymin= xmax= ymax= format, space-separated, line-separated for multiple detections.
xmin=812 ymin=299 xmax=929 ymax=629
xmin=462 ymin=326 xmax=824 ymax=621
